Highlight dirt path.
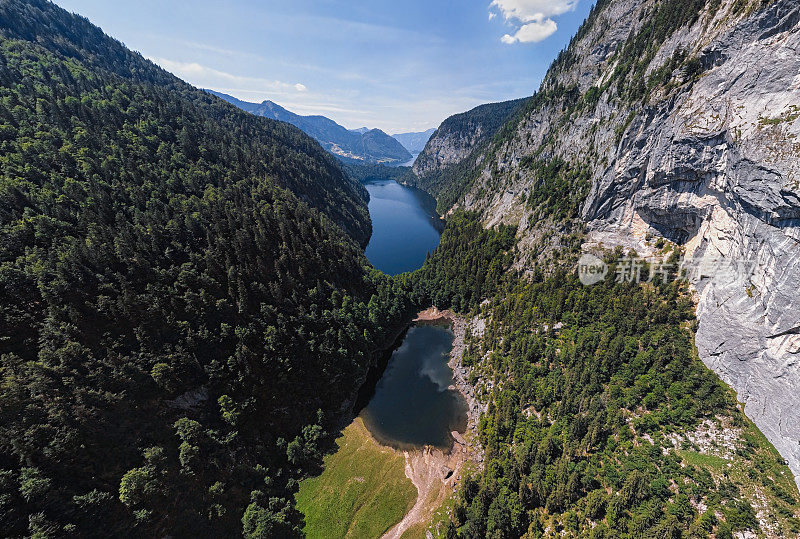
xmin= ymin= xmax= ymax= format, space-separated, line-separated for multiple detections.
xmin=382 ymin=438 xmax=472 ymax=539
xmin=382 ymin=308 xmax=484 ymax=538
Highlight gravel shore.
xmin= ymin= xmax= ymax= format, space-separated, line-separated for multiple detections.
xmin=414 ymin=307 xmax=486 ymax=452
xmin=383 ymin=307 xmax=486 ymax=538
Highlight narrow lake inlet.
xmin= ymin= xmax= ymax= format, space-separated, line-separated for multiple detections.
xmin=363 ymin=179 xmax=442 ymax=276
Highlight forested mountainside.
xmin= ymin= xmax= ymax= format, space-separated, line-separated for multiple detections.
xmin=409 ymin=0 xmax=800 ymax=536
xmin=0 ymin=4 xmax=371 ymax=247
xmin=0 ymin=0 xmax=414 ymax=536
xmin=419 ymin=214 xmax=800 ymax=537
xmin=206 ymin=91 xmax=412 ymax=166
xmin=340 ymin=162 xmax=410 ymax=184
xmin=2 ymin=0 xmax=798 ymax=537
xmin=421 ymin=0 xmax=800 ymax=489
xmin=405 ymin=98 xmax=526 ymax=212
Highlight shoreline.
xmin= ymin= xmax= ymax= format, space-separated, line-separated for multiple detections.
xmin=414 ymin=307 xmax=486 ymax=447
xmin=337 ymin=316 xmax=412 ymax=429
xmin=381 ymin=307 xmax=486 ymax=538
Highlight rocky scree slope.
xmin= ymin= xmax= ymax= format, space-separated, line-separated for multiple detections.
xmin=437 ymin=0 xmax=800 ymax=485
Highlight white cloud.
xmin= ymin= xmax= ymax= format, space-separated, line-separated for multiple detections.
xmin=489 ymin=12 xmax=497 ymax=20
xmin=490 ymin=0 xmax=578 ymax=22
xmin=490 ymin=0 xmax=578 ymax=44
xmin=501 ymin=19 xmax=558 ymax=43
xmin=148 ymin=57 xmax=308 ymax=97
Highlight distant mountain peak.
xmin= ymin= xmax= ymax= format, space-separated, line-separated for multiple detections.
xmin=392 ymin=127 xmax=437 ymax=155
xmin=207 ymin=91 xmax=410 ymax=165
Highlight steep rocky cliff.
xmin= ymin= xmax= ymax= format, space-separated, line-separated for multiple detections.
xmin=432 ymin=0 xmax=800 ymax=485
xmin=406 ymin=98 xmax=526 ymax=212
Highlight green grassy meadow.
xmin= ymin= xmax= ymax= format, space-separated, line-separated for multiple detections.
xmin=296 ymin=418 xmax=417 ymax=538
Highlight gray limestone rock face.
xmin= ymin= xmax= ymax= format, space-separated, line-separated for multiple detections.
xmin=448 ymin=0 xmax=800 ymax=485
xmin=411 ymin=124 xmax=485 ymax=179
xmin=408 ymin=99 xmax=527 ymax=202
xmin=587 ymin=0 xmax=800 ymax=483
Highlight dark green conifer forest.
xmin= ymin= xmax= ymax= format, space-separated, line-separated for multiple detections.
xmin=417 ymin=213 xmax=800 ymax=538
xmin=0 ymin=1 xmax=414 ymax=536
xmin=1 ymin=1 xmax=799 ymax=538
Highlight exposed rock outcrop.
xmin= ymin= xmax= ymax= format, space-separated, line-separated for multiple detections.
xmin=435 ymin=0 xmax=800 ymax=485
xmin=406 ymin=98 xmax=526 ymax=210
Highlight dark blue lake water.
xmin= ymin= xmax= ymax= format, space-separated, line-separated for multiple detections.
xmin=359 ymin=324 xmax=468 ymax=449
xmin=364 ymin=179 xmax=442 ymax=276
xmin=357 ymin=180 xmax=463 ymax=449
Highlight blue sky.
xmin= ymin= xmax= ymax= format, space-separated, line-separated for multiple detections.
xmin=54 ymin=0 xmax=595 ymax=133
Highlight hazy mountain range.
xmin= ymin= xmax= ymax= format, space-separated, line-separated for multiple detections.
xmin=392 ymin=128 xmax=436 ymax=155
xmin=206 ymin=90 xmax=432 ymax=166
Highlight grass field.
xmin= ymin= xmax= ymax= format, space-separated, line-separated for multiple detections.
xmin=296 ymin=417 xmax=417 ymax=538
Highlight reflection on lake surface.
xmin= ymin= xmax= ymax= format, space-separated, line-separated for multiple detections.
xmin=360 ymin=324 xmax=467 ymax=450
xmin=364 ymin=179 xmax=442 ymax=276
